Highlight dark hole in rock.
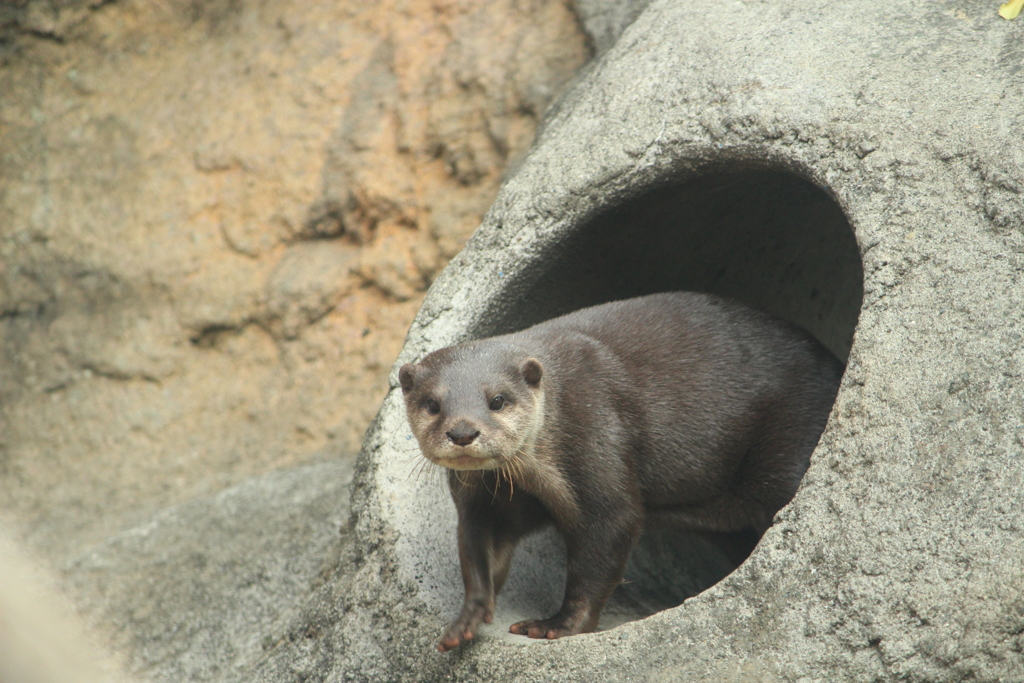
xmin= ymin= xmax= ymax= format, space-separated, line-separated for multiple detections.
xmin=476 ymin=168 xmax=864 ymax=630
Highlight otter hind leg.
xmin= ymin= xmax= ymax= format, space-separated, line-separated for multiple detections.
xmin=509 ymin=509 xmax=642 ymax=640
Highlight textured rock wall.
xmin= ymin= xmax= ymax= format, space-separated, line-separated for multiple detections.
xmin=0 ymin=0 xmax=590 ymax=563
xmin=328 ymin=0 xmax=1024 ymax=681
xmin=5 ymin=0 xmax=1024 ymax=681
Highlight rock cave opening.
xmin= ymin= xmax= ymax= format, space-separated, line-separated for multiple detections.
xmin=478 ymin=167 xmax=864 ymax=629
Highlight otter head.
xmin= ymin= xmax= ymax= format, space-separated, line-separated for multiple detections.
xmin=399 ymin=342 xmax=544 ymax=471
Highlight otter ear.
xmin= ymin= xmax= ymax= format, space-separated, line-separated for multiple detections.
xmin=522 ymin=358 xmax=543 ymax=387
xmin=399 ymin=364 xmax=419 ymax=393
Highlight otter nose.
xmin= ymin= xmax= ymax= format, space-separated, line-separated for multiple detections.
xmin=446 ymin=426 xmax=480 ymax=447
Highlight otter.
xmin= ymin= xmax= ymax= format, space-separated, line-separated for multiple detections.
xmin=399 ymin=292 xmax=843 ymax=652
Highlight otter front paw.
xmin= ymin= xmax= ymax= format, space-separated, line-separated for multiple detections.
xmin=438 ymin=603 xmax=493 ymax=652
xmin=508 ymin=614 xmax=591 ymax=640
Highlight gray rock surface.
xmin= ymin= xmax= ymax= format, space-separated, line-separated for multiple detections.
xmin=66 ymin=461 xmax=352 ymax=683
xmin=315 ymin=0 xmax=1024 ymax=680
xmin=55 ymin=0 xmax=1024 ymax=681
xmin=572 ymin=0 xmax=651 ymax=53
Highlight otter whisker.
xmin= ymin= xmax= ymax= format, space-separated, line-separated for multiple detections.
xmin=422 ymin=459 xmax=439 ymax=484
xmin=508 ymin=452 xmax=525 ymax=488
xmin=403 ymin=456 xmax=423 ymax=481
xmin=488 ymin=469 xmax=501 ymax=503
xmin=507 ymin=453 xmax=524 ymax=492
xmin=407 ymin=456 xmax=430 ymax=482
xmin=503 ymin=464 xmax=515 ymax=500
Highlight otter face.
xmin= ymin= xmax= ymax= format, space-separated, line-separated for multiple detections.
xmin=399 ymin=345 xmax=544 ymax=471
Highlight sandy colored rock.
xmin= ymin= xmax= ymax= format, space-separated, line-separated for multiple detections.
xmin=0 ymin=0 xmax=590 ymax=564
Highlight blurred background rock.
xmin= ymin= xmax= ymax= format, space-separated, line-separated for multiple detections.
xmin=0 ymin=0 xmax=591 ymax=564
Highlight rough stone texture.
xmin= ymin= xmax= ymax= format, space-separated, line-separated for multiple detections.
xmin=65 ymin=461 xmax=352 ymax=683
xmin=324 ymin=0 xmax=1024 ymax=681
xmin=0 ymin=0 xmax=590 ymax=564
xmin=3 ymin=0 xmax=1024 ymax=681
xmin=572 ymin=0 xmax=650 ymax=53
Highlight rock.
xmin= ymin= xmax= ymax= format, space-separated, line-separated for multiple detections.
xmin=6 ymin=0 xmax=1024 ymax=680
xmin=64 ymin=461 xmax=353 ymax=683
xmin=572 ymin=0 xmax=651 ymax=53
xmin=0 ymin=0 xmax=589 ymax=565
xmin=265 ymin=241 xmax=359 ymax=340
xmin=317 ymin=0 xmax=1024 ymax=680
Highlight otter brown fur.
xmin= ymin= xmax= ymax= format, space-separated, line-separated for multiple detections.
xmin=399 ymin=292 xmax=843 ymax=651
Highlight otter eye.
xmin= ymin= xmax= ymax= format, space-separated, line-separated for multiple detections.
xmin=426 ymin=398 xmax=440 ymax=415
xmin=488 ymin=395 xmax=505 ymax=411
